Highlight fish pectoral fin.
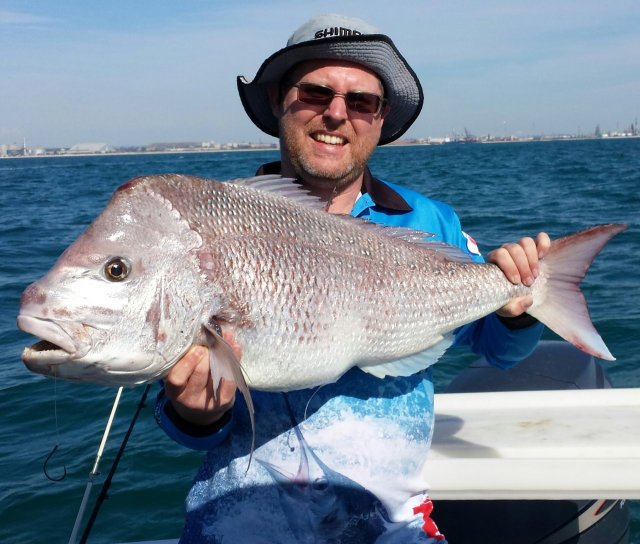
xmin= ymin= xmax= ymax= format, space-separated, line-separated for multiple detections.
xmin=202 ymin=323 xmax=237 ymax=393
xmin=203 ymin=322 xmax=256 ymax=468
xmin=359 ymin=335 xmax=453 ymax=379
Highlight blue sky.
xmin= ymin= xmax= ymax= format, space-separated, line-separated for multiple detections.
xmin=1 ymin=0 xmax=639 ymax=147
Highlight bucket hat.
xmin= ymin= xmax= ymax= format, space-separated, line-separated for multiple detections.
xmin=237 ymin=14 xmax=423 ymax=145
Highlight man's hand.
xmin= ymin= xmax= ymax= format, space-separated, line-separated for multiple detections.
xmin=487 ymin=232 xmax=551 ymax=318
xmin=164 ymin=344 xmax=238 ymax=427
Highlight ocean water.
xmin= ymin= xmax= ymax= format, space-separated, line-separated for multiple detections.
xmin=0 ymin=139 xmax=638 ymax=543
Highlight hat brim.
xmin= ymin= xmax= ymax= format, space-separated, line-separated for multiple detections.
xmin=237 ymin=34 xmax=423 ymax=146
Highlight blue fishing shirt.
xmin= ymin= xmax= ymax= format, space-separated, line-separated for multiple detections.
xmin=155 ymin=167 xmax=543 ymax=543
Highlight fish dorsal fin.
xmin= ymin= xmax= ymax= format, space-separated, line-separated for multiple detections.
xmin=203 ymin=321 xmax=255 ymax=470
xmin=333 ymin=216 xmax=474 ymax=263
xmin=229 ymin=175 xmax=326 ymax=210
xmin=230 ymin=176 xmax=473 ymax=262
xmin=377 ymin=225 xmax=475 ymax=262
xmin=408 ymin=238 xmax=474 ymax=262
xmin=359 ymin=335 xmax=454 ymax=379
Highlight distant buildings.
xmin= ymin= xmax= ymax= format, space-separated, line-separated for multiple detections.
xmin=0 ymin=140 xmax=279 ymax=158
xmin=67 ymin=143 xmax=112 ymax=154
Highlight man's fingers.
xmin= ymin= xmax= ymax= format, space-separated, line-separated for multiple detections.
xmin=489 ymin=234 xmax=551 ymax=287
xmin=497 ymin=295 xmax=534 ymax=318
xmin=511 ymin=237 xmax=540 ymax=283
xmin=536 ymin=232 xmax=551 ymax=258
xmin=216 ymin=378 xmax=238 ymax=401
xmin=164 ymin=346 xmax=207 ymax=395
xmin=489 ymin=245 xmax=524 ymax=284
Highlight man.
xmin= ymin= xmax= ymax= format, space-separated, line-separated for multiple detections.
xmin=155 ymin=14 xmax=548 ymax=543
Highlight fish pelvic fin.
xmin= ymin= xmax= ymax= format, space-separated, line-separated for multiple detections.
xmin=203 ymin=322 xmax=255 ymax=470
xmin=528 ymin=224 xmax=627 ymax=361
xmin=360 ymin=335 xmax=453 ymax=379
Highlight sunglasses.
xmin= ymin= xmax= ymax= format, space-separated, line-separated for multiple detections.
xmin=290 ymin=82 xmax=386 ymax=116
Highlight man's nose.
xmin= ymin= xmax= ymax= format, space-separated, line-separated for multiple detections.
xmin=323 ymin=94 xmax=349 ymax=121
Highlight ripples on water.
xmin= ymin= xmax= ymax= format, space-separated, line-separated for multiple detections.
xmin=0 ymin=140 xmax=638 ymax=543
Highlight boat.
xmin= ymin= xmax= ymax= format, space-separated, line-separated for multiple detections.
xmin=427 ymin=340 xmax=635 ymax=543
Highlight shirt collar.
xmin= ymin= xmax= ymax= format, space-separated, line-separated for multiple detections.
xmin=255 ymin=161 xmax=412 ymax=212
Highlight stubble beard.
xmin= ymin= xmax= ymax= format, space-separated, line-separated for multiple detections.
xmin=279 ymin=121 xmax=371 ymax=191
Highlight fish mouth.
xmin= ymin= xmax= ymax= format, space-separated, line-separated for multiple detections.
xmin=17 ymin=314 xmax=88 ymax=365
xmin=23 ymin=340 xmax=74 ymax=363
xmin=18 ymin=314 xmax=161 ymax=385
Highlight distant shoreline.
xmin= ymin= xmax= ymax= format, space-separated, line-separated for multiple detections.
xmin=1 ymin=134 xmax=638 ymax=160
xmin=0 ymin=146 xmax=280 ymax=160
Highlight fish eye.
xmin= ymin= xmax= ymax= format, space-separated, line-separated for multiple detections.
xmin=104 ymin=257 xmax=130 ymax=282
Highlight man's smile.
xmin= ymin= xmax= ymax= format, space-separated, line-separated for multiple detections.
xmin=312 ymin=132 xmax=347 ymax=146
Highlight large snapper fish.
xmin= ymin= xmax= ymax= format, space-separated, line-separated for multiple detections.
xmin=18 ymin=174 xmax=624 ymax=413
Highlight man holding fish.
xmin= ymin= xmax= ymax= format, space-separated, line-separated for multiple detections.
xmin=156 ymin=13 xmax=549 ymax=543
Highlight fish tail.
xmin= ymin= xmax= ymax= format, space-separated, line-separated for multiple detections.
xmin=527 ymin=224 xmax=626 ymax=361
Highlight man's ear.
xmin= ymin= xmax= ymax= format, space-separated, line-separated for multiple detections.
xmin=380 ymin=103 xmax=391 ymax=120
xmin=267 ymin=83 xmax=282 ymax=116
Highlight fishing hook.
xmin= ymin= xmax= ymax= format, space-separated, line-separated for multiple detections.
xmin=43 ymin=443 xmax=67 ymax=482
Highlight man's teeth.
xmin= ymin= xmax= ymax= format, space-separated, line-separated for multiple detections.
xmin=314 ymin=134 xmax=345 ymax=145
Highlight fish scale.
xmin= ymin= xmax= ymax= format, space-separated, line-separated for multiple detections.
xmin=208 ymin=229 xmax=526 ymax=389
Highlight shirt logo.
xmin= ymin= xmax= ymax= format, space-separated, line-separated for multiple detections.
xmin=462 ymin=231 xmax=481 ymax=256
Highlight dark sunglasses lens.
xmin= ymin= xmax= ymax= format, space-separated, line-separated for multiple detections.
xmin=297 ymin=84 xmax=334 ymax=105
xmin=296 ymin=83 xmax=382 ymax=114
xmin=346 ymin=93 xmax=381 ymax=114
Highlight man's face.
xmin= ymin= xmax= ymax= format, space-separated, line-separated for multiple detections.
xmin=274 ymin=60 xmax=388 ymax=191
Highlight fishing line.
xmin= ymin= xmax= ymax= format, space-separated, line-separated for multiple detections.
xmin=282 ymin=388 xmax=324 ymax=452
xmin=77 ymin=384 xmax=151 ymax=544
xmin=44 ymin=372 xmax=67 ymax=482
xmin=303 ymin=385 xmax=326 ymax=421
xmin=68 ymin=386 xmax=124 ymax=544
